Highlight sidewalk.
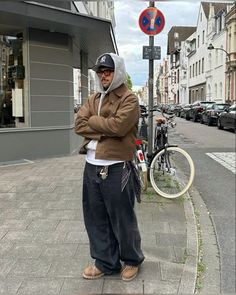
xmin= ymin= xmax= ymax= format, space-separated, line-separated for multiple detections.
xmin=0 ymin=154 xmax=198 ymax=294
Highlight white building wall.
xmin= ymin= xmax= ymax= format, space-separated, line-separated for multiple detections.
xmin=179 ymin=40 xmax=190 ymax=105
xmin=205 ymin=4 xmax=228 ymax=102
xmin=188 ymin=4 xmax=208 ymax=102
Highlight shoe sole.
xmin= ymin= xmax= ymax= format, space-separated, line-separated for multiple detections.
xmin=82 ymin=272 xmax=105 ymax=280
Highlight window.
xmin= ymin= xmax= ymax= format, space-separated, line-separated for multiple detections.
xmin=215 ymin=83 xmax=217 ymax=98
xmin=193 ymin=64 xmax=195 ymax=77
xmin=0 ymin=34 xmax=24 ymax=128
xmin=202 ymin=30 xmax=205 ymax=44
xmin=195 ymin=62 xmax=198 ymax=76
xmin=199 ymin=60 xmax=201 ymax=75
xmin=174 ymin=32 xmax=179 ymax=39
xmin=202 ymin=58 xmax=204 ymax=73
xmin=215 ymin=50 xmax=218 ymax=65
xmin=200 ymin=12 xmax=202 ymax=21
xmin=190 ymin=65 xmax=192 ymax=78
xmin=198 ymin=35 xmax=200 ymax=47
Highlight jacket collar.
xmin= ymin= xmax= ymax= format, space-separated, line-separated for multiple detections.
xmin=94 ymin=83 xmax=128 ymax=103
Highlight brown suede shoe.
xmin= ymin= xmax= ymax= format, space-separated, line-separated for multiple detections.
xmin=82 ymin=265 xmax=104 ymax=279
xmin=121 ymin=265 xmax=139 ymax=282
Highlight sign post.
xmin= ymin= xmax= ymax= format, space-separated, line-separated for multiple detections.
xmin=139 ymin=1 xmax=165 ymax=158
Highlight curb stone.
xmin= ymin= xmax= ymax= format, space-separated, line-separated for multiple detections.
xmin=178 ymin=192 xmax=198 ymax=294
xmin=188 ymin=186 xmax=221 ymax=294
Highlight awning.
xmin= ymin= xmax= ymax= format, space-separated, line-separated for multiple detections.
xmin=0 ymin=1 xmax=118 ymax=68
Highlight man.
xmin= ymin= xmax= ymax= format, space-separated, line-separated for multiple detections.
xmin=75 ymin=53 xmax=144 ymax=282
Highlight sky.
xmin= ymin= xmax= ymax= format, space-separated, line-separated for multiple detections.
xmin=114 ymin=0 xmax=201 ymax=89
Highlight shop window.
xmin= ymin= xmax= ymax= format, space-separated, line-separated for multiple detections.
xmin=0 ymin=34 xmax=24 ymax=128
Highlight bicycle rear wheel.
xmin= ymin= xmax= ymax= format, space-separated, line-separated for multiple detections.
xmin=149 ymin=146 xmax=195 ymax=198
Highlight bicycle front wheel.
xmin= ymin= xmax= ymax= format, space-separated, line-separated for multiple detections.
xmin=149 ymin=146 xmax=195 ymax=198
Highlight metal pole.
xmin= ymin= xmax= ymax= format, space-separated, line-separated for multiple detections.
xmin=148 ymin=0 xmax=154 ymax=157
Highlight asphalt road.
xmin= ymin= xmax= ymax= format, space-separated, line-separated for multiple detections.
xmin=168 ymin=116 xmax=235 ymax=294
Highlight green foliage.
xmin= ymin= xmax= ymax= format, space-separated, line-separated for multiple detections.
xmin=126 ymin=73 xmax=133 ymax=90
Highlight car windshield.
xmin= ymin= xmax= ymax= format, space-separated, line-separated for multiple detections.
xmin=217 ymin=104 xmax=229 ymax=110
xmin=229 ymin=105 xmax=236 ymax=112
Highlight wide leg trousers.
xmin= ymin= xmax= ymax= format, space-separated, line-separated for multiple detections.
xmin=83 ymin=162 xmax=145 ymax=274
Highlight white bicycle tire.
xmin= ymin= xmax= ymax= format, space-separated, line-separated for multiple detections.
xmin=149 ymin=146 xmax=195 ymax=198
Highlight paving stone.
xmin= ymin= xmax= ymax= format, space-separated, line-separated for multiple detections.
xmin=47 ymin=258 xmax=89 ymax=278
xmin=45 ymin=210 xmax=82 ymax=220
xmin=0 ymin=243 xmax=12 ymax=257
xmin=102 ymin=279 xmax=143 ymax=293
xmin=27 ymin=219 xmax=59 ymax=231
xmin=138 ymin=261 xmax=161 ymax=281
xmin=144 ymin=245 xmax=176 ymax=263
xmin=44 ymin=200 xmax=81 ymax=210
xmin=0 ymin=258 xmax=16 ymax=278
xmin=7 ymin=244 xmax=45 ymax=259
xmin=156 ymin=233 xmax=186 ymax=247
xmin=33 ymin=231 xmax=67 ymax=244
xmin=1 ymin=231 xmax=34 ymax=243
xmin=60 ymin=278 xmax=103 ymax=295
xmin=0 ymin=193 xmax=16 ymax=201
xmin=17 ymin=278 xmax=63 ymax=295
xmin=41 ymin=244 xmax=78 ymax=259
xmin=64 ymin=231 xmax=89 ymax=244
xmin=160 ymin=261 xmax=183 ymax=281
xmin=173 ymin=246 xmax=187 ymax=263
xmin=0 ymin=209 xmax=26 ymax=219
xmin=144 ymin=279 xmax=179 ymax=293
xmin=56 ymin=220 xmax=85 ymax=232
xmin=74 ymin=244 xmax=90 ymax=258
xmin=0 ymin=230 xmax=7 ymax=241
xmin=8 ymin=259 xmax=51 ymax=277
xmin=0 ymin=278 xmax=22 ymax=294
xmin=0 ymin=219 xmax=30 ymax=231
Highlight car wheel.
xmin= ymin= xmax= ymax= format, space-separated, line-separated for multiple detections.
xmin=200 ymin=117 xmax=204 ymax=124
xmin=207 ymin=117 xmax=212 ymax=126
xmin=217 ymin=119 xmax=223 ymax=130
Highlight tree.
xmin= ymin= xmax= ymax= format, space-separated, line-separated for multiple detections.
xmin=126 ymin=73 xmax=133 ymax=90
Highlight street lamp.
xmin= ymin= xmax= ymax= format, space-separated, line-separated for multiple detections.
xmin=207 ymin=43 xmax=231 ymax=102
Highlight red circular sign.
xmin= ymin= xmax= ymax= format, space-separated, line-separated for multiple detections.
xmin=139 ymin=7 xmax=165 ymax=35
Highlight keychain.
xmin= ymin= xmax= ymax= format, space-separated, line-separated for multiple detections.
xmin=100 ymin=166 xmax=108 ymax=180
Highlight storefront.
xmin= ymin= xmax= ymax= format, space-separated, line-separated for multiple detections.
xmin=0 ymin=1 xmax=117 ymax=162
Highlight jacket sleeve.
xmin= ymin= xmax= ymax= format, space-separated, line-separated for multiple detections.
xmin=74 ymin=97 xmax=102 ymax=140
xmin=87 ymin=94 xmax=139 ymax=137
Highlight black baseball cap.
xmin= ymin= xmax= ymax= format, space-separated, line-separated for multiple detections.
xmin=92 ymin=54 xmax=115 ymax=72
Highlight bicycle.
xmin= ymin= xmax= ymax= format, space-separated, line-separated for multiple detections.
xmin=135 ymin=109 xmax=195 ymax=199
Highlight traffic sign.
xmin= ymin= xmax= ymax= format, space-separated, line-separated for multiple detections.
xmin=143 ymin=46 xmax=161 ymax=60
xmin=139 ymin=7 xmax=165 ymax=35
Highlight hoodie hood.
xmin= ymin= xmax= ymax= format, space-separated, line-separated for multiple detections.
xmin=94 ymin=53 xmax=127 ymax=94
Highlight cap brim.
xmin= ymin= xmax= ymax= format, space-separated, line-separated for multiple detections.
xmin=92 ymin=64 xmax=114 ymax=72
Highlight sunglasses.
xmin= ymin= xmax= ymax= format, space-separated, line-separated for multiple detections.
xmin=96 ymin=69 xmax=114 ymax=77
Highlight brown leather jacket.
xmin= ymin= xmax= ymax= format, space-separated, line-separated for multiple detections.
xmin=74 ymin=83 xmax=139 ymax=161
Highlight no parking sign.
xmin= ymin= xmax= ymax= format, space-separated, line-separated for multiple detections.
xmin=139 ymin=7 xmax=165 ymax=35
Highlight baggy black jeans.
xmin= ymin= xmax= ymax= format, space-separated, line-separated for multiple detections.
xmin=83 ymin=162 xmax=145 ymax=274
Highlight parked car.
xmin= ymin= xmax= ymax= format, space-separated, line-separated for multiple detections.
xmin=188 ymin=100 xmax=216 ymax=122
xmin=200 ymin=103 xmax=230 ymax=126
xmin=180 ymin=104 xmax=192 ymax=119
xmin=218 ymin=104 xmax=236 ymax=132
xmin=173 ymin=104 xmax=184 ymax=117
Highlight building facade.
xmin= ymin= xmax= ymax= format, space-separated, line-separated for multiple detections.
xmin=156 ymin=1 xmax=234 ymax=106
xmin=0 ymin=1 xmax=117 ymax=162
xmin=225 ymin=2 xmax=236 ymax=103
